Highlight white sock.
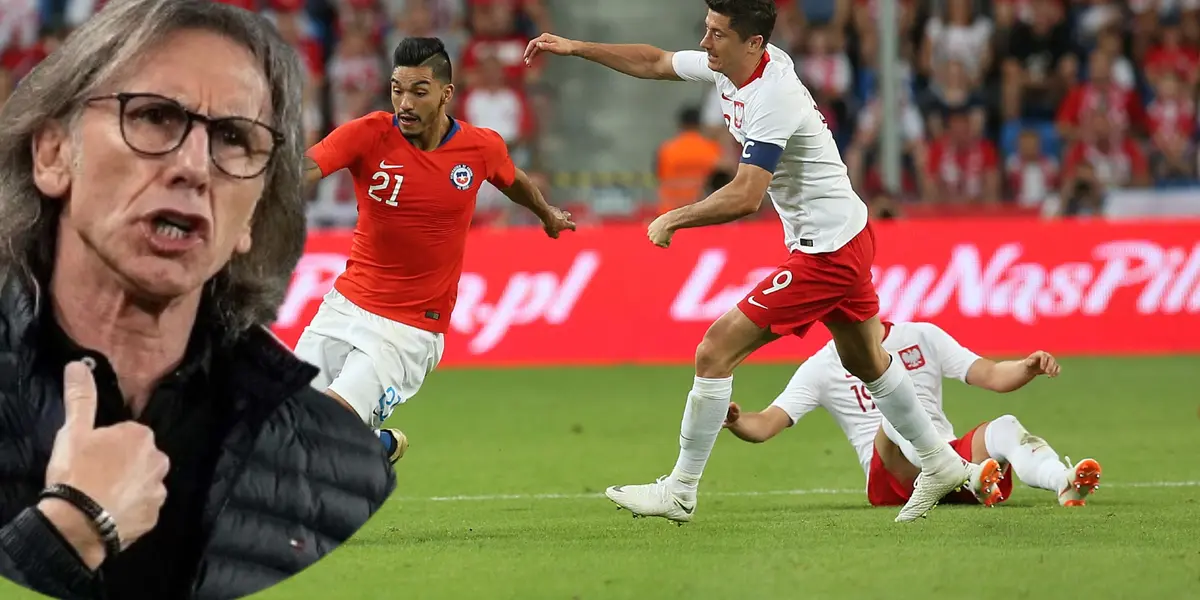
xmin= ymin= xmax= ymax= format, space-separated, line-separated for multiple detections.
xmin=984 ymin=414 xmax=1069 ymax=492
xmin=668 ymin=375 xmax=732 ymax=497
xmin=863 ymin=354 xmax=952 ymax=466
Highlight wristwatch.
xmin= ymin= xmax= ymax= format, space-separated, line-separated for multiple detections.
xmin=39 ymin=483 xmax=122 ymax=559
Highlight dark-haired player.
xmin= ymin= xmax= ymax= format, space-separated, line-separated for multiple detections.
xmin=298 ymin=37 xmax=575 ymax=462
xmin=525 ymin=0 xmax=977 ymax=522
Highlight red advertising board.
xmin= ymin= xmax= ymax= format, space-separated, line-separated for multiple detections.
xmin=272 ymin=218 xmax=1200 ymax=366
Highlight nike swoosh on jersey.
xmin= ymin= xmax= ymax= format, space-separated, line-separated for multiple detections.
xmin=379 ymin=160 xmax=404 ymax=169
xmin=746 ymin=296 xmax=767 ymax=309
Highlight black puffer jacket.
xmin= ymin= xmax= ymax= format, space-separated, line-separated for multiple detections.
xmin=0 ymin=276 xmax=396 ymax=599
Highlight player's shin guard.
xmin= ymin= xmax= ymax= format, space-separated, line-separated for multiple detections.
xmin=667 ymin=376 xmax=732 ymax=497
xmin=984 ymin=414 xmax=1069 ymax=492
xmin=865 ymin=355 xmax=952 ymax=466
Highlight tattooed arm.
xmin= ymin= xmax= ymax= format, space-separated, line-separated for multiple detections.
xmin=304 ymin=117 xmax=368 ymax=189
xmin=304 ymin=156 xmax=324 ymax=188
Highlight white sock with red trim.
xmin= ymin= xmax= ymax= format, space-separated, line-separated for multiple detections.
xmin=668 ymin=375 xmax=732 ymax=499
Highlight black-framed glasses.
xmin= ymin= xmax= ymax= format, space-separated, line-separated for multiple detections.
xmin=84 ymin=92 xmax=284 ymax=179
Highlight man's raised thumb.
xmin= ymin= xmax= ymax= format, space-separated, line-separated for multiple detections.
xmin=62 ymin=360 xmax=98 ymax=431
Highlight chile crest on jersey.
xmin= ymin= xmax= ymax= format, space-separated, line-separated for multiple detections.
xmin=451 ymin=163 xmax=474 ymax=191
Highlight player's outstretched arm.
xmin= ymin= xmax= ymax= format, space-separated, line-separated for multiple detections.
xmin=646 ymin=162 xmax=770 ymax=247
xmin=723 ymin=402 xmax=792 ymax=443
xmin=499 ymin=168 xmax=576 ymax=238
xmin=523 ymin=33 xmax=683 ymax=81
xmin=965 ymin=351 xmax=1061 ymax=393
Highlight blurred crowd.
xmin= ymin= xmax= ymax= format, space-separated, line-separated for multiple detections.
xmin=658 ymin=0 xmax=1200 ymax=221
xmin=4 ymin=0 xmax=1199 ymax=227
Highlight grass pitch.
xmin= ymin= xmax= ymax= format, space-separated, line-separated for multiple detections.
xmin=266 ymin=357 xmax=1200 ymax=599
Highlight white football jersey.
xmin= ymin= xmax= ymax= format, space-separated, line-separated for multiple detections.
xmin=768 ymin=322 xmax=983 ymax=475
xmin=672 ymin=45 xmax=868 ymax=254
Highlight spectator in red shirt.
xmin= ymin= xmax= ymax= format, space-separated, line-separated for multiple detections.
xmin=1062 ymin=109 xmax=1151 ymax=192
xmin=0 ymin=45 xmax=35 ymax=82
xmin=1144 ymin=20 xmax=1200 ymax=88
xmin=1 ymin=23 xmax=65 ymax=82
xmin=1145 ymin=70 xmax=1197 ymax=181
xmin=1056 ymin=49 xmax=1144 ymax=142
xmin=462 ymin=1 xmax=535 ymax=87
xmin=1005 ymin=128 xmax=1060 ymax=208
xmin=922 ymin=107 xmax=1000 ymax=204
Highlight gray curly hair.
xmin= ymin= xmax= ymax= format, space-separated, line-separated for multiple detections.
xmin=0 ymin=0 xmax=307 ymax=338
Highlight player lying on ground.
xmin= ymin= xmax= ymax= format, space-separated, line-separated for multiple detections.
xmin=526 ymin=0 xmax=976 ymax=523
xmin=723 ymin=320 xmax=1102 ymax=508
xmin=298 ymin=37 xmax=575 ymax=463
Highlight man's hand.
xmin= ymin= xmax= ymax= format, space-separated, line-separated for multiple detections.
xmin=1023 ymin=350 xmax=1061 ymax=377
xmin=40 ymin=361 xmax=170 ymax=569
xmin=524 ymin=33 xmax=579 ymax=64
xmin=723 ymin=402 xmax=742 ymax=428
xmin=647 ymin=213 xmax=675 ymax=248
xmin=541 ymin=206 xmax=576 ymax=239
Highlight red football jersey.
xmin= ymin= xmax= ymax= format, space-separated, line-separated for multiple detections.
xmin=306 ymin=111 xmax=516 ymax=334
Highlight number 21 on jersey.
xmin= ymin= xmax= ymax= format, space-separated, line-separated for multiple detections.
xmin=368 ymin=170 xmax=404 ymax=206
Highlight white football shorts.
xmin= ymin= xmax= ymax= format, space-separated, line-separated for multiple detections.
xmin=293 ymin=288 xmax=444 ymax=429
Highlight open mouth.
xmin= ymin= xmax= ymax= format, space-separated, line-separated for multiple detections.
xmin=143 ymin=210 xmax=208 ymax=253
xmin=397 ymin=114 xmax=420 ymax=126
xmin=153 ymin=212 xmax=199 ymax=239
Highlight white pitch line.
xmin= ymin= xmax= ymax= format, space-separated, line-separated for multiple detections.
xmin=396 ymin=480 xmax=1200 ymax=503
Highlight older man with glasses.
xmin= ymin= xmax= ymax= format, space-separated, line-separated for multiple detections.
xmin=0 ymin=1 xmax=395 ymax=599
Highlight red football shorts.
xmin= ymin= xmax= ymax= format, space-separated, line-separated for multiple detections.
xmin=737 ymin=223 xmax=880 ymax=338
xmin=866 ymin=422 xmax=1015 ymax=507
